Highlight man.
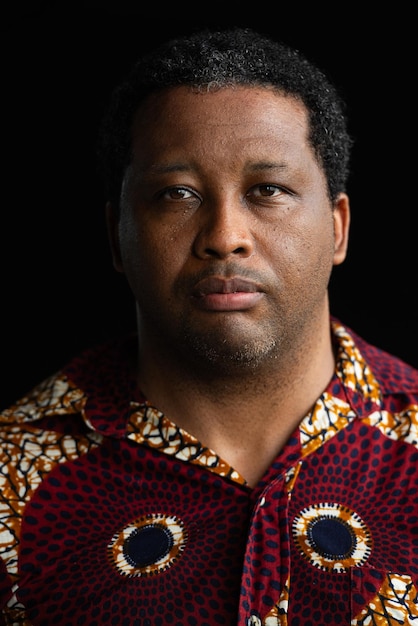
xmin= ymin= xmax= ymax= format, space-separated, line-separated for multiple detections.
xmin=1 ymin=26 xmax=417 ymax=625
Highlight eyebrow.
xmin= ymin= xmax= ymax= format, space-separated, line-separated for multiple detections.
xmin=245 ymin=161 xmax=288 ymax=172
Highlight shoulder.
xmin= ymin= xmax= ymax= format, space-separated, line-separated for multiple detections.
xmin=334 ymin=318 xmax=418 ymax=396
xmin=0 ymin=333 xmax=139 ymax=426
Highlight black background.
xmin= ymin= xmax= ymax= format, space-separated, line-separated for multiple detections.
xmin=1 ymin=3 xmax=417 ymax=409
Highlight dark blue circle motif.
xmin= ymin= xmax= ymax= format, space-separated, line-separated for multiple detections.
xmin=308 ymin=517 xmax=355 ymax=559
xmin=292 ymin=502 xmax=372 ymax=572
xmin=124 ymin=524 xmax=174 ymax=568
xmin=108 ymin=513 xmax=188 ymax=577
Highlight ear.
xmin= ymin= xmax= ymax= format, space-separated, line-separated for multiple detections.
xmin=105 ymin=201 xmax=124 ymax=273
xmin=332 ymin=192 xmax=350 ymax=266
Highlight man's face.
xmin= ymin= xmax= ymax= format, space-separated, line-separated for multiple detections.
xmin=108 ymin=86 xmax=349 ymax=372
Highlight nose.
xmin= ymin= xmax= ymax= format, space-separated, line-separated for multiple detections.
xmin=193 ymin=198 xmax=254 ymax=260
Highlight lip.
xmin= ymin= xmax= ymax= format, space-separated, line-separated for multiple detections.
xmin=191 ymin=277 xmax=264 ymax=311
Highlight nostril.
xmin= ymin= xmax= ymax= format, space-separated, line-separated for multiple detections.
xmin=204 ymin=247 xmax=220 ymax=257
xmin=203 ymin=246 xmax=246 ymax=258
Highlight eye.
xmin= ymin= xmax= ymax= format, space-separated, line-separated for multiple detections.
xmin=160 ymin=186 xmax=197 ymax=201
xmin=153 ymin=185 xmax=201 ymax=214
xmin=248 ymin=184 xmax=285 ymax=198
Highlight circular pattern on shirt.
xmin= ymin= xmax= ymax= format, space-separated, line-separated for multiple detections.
xmin=292 ymin=502 xmax=372 ymax=572
xmin=108 ymin=513 xmax=188 ymax=577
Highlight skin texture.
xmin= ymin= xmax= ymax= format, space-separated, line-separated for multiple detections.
xmin=107 ymin=85 xmax=350 ymax=484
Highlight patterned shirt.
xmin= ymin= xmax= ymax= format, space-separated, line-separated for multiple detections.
xmin=0 ymin=320 xmax=417 ymax=625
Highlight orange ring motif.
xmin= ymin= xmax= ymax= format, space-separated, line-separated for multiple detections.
xmin=107 ymin=513 xmax=188 ymax=577
xmin=292 ymin=502 xmax=372 ymax=573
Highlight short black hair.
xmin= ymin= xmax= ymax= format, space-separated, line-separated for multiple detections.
xmin=97 ymin=26 xmax=353 ymax=207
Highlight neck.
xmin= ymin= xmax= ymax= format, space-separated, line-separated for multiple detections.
xmin=136 ymin=314 xmax=335 ymax=486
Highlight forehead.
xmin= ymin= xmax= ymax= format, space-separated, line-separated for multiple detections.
xmin=131 ymin=85 xmax=311 ymax=158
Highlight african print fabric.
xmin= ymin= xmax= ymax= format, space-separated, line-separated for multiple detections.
xmin=0 ymin=320 xmax=417 ymax=625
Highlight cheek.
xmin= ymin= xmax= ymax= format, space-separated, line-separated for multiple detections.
xmin=118 ymin=217 xmax=187 ymax=294
xmin=117 ymin=215 xmax=152 ymax=281
xmin=301 ymin=219 xmax=336 ymax=279
xmin=269 ymin=214 xmax=335 ymax=279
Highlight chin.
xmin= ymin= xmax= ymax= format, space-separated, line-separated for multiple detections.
xmin=184 ymin=332 xmax=280 ymax=372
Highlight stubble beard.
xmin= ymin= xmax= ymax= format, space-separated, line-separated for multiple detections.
xmin=177 ymin=315 xmax=281 ymax=375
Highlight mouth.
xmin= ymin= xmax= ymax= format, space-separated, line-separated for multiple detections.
xmin=191 ymin=276 xmax=264 ymax=312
